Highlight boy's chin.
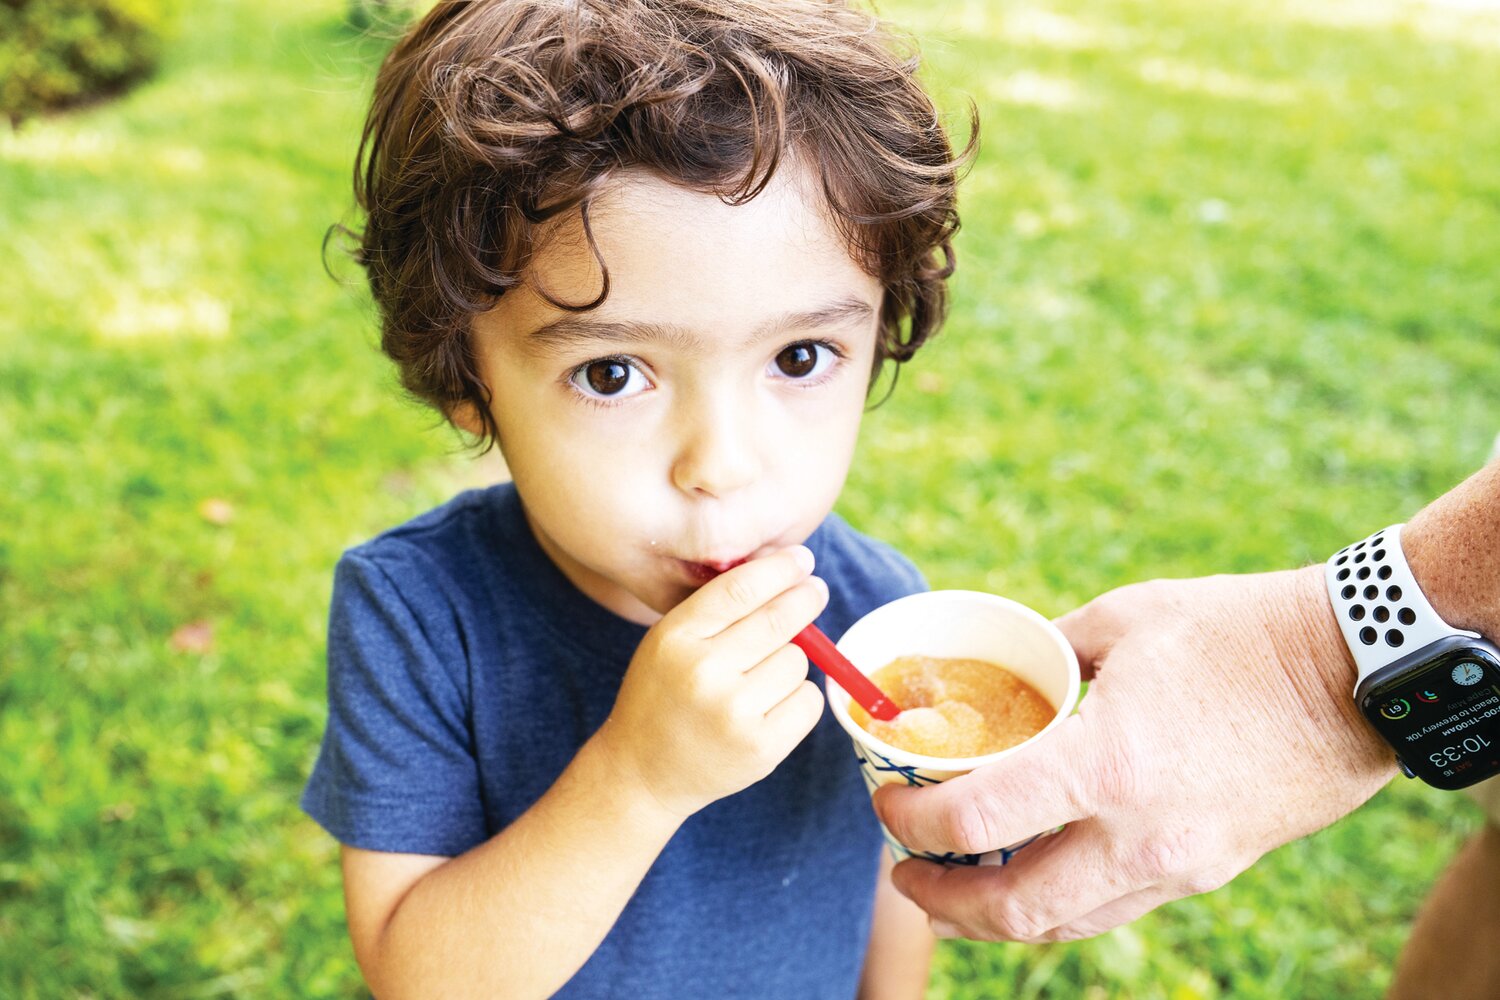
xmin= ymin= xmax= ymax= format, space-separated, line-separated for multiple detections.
xmin=646 ymin=583 xmax=698 ymax=616
xmin=612 ymin=581 xmax=694 ymax=626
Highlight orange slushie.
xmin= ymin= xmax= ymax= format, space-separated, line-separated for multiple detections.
xmin=849 ymin=655 xmax=1056 ymax=758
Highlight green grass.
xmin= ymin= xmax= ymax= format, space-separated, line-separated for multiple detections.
xmin=3 ymin=0 xmax=1499 ymax=996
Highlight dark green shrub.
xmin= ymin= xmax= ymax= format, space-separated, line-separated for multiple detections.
xmin=0 ymin=0 xmax=181 ymax=125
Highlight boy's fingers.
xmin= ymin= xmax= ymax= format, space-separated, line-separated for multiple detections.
xmin=714 ymin=574 xmax=828 ymax=661
xmin=741 ymin=643 xmax=811 ymax=716
xmin=677 ymin=546 xmax=816 ymax=639
xmin=761 ymin=679 xmax=824 ymax=747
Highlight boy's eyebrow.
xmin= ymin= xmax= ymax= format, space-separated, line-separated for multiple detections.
xmin=523 ymin=296 xmax=876 ymax=351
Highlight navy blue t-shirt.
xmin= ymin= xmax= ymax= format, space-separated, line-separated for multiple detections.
xmin=302 ymin=483 xmax=926 ymax=998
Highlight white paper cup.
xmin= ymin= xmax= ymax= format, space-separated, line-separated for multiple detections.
xmin=828 ymin=590 xmax=1081 ymax=866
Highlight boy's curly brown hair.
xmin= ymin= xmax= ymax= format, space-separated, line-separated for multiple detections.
xmin=338 ymin=0 xmax=975 ymax=452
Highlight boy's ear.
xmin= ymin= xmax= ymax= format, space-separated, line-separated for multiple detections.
xmin=449 ymin=399 xmax=486 ymax=438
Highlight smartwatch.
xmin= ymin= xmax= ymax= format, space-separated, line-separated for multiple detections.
xmin=1326 ymin=523 xmax=1500 ymax=789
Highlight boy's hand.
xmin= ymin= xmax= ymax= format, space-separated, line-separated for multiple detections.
xmin=599 ymin=546 xmax=830 ymax=819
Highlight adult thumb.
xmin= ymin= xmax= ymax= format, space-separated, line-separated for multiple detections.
xmin=872 ymin=715 xmax=1091 ymax=856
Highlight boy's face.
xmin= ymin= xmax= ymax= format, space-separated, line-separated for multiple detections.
xmin=463 ymin=165 xmax=883 ymax=625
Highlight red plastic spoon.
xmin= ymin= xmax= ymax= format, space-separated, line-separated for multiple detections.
xmin=791 ymin=623 xmax=902 ymax=722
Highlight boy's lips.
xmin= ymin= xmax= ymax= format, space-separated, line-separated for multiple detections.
xmin=676 ymin=555 xmax=751 ymax=584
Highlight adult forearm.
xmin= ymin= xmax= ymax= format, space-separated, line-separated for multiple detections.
xmin=368 ymin=728 xmax=683 ymax=999
xmin=1405 ymin=458 xmax=1500 ymax=642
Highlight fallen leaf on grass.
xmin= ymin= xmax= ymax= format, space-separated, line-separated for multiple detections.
xmin=197 ymin=498 xmax=235 ymax=525
xmin=169 ymin=620 xmax=214 ymax=654
xmin=100 ymin=801 xmax=136 ymax=823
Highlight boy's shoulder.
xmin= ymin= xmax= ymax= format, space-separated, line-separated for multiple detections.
xmin=347 ymin=483 xmax=507 ymax=563
xmin=336 ymin=482 xmax=525 ymax=605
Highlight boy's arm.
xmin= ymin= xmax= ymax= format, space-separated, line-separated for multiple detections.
xmin=343 ymin=728 xmax=681 ymax=1000
xmin=341 ymin=547 xmax=830 ymax=999
xmin=857 ymin=848 xmax=936 ymax=1000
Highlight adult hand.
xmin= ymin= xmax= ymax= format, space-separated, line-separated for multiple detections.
xmin=873 ymin=565 xmax=1397 ymax=942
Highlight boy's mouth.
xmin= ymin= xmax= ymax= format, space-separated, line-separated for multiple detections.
xmin=677 ymin=556 xmax=750 ymax=584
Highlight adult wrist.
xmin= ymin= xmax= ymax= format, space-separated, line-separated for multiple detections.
xmin=1290 ymin=563 xmax=1360 ymax=690
xmin=1288 ymin=564 xmax=1395 ymax=770
xmin=1402 ymin=461 xmax=1500 ymax=643
xmin=1320 ymin=488 xmax=1500 ymax=789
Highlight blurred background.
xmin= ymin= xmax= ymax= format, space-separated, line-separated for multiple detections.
xmin=3 ymin=0 xmax=1499 ymax=996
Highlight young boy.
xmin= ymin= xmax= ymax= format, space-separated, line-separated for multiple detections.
xmin=302 ymin=1 xmax=971 ymax=996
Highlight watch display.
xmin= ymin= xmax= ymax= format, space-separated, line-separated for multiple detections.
xmin=1358 ymin=643 xmax=1500 ymax=790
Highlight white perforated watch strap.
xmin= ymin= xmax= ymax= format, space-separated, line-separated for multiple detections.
xmin=1326 ymin=523 xmax=1480 ymax=693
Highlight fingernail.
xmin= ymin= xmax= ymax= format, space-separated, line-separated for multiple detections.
xmin=790 ymin=545 xmax=814 ymax=572
xmin=931 ymin=921 xmax=961 ymax=939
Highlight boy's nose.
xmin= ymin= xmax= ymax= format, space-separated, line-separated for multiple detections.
xmin=670 ymin=402 xmax=762 ymax=499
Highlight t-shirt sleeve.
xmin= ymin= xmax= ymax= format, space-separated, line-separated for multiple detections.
xmin=300 ymin=549 xmax=486 ymax=856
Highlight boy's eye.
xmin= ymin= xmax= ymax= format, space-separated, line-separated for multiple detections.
xmin=570 ymin=358 xmax=649 ymax=399
xmin=771 ymin=341 xmax=836 ymax=380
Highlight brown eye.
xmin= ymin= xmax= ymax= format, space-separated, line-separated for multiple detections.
xmin=774 ymin=343 xmax=819 ymax=378
xmin=571 ymin=358 xmax=648 ymax=399
xmin=587 ymin=361 xmax=630 ymax=394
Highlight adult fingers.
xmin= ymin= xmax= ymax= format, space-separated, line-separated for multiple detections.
xmin=675 ymin=546 xmax=815 ymax=640
xmin=893 ymin=820 xmax=1238 ymax=943
xmin=896 ymin=820 xmax=1144 ymax=941
xmin=873 ymin=714 xmax=1092 ymax=858
xmin=1019 ymin=884 xmax=1186 ymax=943
xmin=886 ymin=861 xmax=1023 ymax=941
xmin=741 ymin=643 xmax=810 ymax=716
xmin=1011 ymin=854 xmax=1242 ymax=943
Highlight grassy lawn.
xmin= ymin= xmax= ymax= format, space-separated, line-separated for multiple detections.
xmin=3 ymin=0 xmax=1499 ymax=996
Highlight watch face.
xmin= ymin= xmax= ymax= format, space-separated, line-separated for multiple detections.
xmin=1360 ymin=646 xmax=1500 ymax=790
